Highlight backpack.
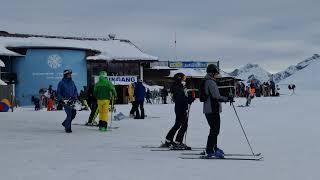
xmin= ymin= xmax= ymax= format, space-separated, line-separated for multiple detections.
xmin=199 ymin=79 xmax=208 ymax=102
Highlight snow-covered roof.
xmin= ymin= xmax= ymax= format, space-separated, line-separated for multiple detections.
xmin=0 ymin=36 xmax=158 ymax=61
xmin=0 ymin=46 xmax=22 ymax=56
xmin=0 ymin=59 xmax=5 ymax=67
xmin=0 ymin=79 xmax=7 ymax=85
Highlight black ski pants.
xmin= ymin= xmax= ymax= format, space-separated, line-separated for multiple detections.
xmin=205 ymin=113 xmax=221 ymax=154
xmin=88 ymin=102 xmax=98 ymax=123
xmin=166 ymin=111 xmax=188 ymax=143
xmin=135 ymin=101 xmax=145 ymax=119
xmin=130 ymin=101 xmax=137 ymax=115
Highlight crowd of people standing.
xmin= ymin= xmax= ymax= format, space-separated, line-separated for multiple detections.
xmin=235 ymin=80 xmax=279 ymax=98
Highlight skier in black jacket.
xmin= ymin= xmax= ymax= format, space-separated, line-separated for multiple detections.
xmin=85 ymin=85 xmax=98 ymax=126
xmin=162 ymin=73 xmax=195 ymax=149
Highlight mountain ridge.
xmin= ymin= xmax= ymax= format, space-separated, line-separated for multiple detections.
xmin=225 ymin=54 xmax=320 ymax=83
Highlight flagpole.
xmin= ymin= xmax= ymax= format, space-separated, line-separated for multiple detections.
xmin=174 ymin=32 xmax=177 ymax=61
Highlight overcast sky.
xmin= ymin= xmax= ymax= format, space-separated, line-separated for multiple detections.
xmin=1 ymin=0 xmax=319 ymax=73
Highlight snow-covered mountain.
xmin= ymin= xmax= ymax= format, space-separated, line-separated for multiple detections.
xmin=225 ymin=54 xmax=320 ymax=84
xmin=228 ymin=63 xmax=271 ymax=83
xmin=280 ymin=57 xmax=320 ymax=90
xmin=272 ymin=54 xmax=320 ymax=83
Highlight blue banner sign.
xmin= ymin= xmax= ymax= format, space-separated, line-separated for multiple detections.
xmin=95 ymin=76 xmax=137 ymax=85
xmin=169 ymin=61 xmax=217 ymax=68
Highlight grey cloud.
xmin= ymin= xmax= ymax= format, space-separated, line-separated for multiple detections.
xmin=1 ymin=0 xmax=320 ymax=72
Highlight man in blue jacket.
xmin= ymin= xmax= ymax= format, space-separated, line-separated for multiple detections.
xmin=57 ymin=69 xmax=78 ymax=133
xmin=134 ymin=79 xmax=146 ymax=119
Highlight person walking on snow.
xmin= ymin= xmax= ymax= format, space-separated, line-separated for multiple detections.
xmin=57 ymin=69 xmax=78 ymax=133
xmin=203 ymin=64 xmax=233 ymax=158
xmin=245 ymin=86 xmax=253 ymax=106
xmin=93 ymin=71 xmax=117 ymax=131
xmin=31 ymin=96 xmax=40 ymax=111
xmin=162 ymin=73 xmax=195 ymax=149
xmin=134 ymin=79 xmax=146 ymax=119
xmin=85 ymin=85 xmax=99 ymax=126
xmin=128 ymin=83 xmax=136 ymax=117
xmin=146 ymin=88 xmax=152 ymax=104
xmin=161 ymin=88 xmax=168 ymax=104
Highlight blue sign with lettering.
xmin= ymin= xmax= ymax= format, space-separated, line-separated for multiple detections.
xmin=169 ymin=61 xmax=216 ymax=68
xmin=95 ymin=76 xmax=137 ymax=85
xmin=13 ymin=49 xmax=87 ymax=105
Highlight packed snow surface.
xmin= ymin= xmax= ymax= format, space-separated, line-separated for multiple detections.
xmin=0 ymin=90 xmax=319 ymax=180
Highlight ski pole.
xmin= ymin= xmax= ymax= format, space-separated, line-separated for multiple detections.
xmin=184 ymin=104 xmax=191 ymax=145
xmin=231 ymin=102 xmax=256 ymax=156
xmin=109 ymin=96 xmax=114 ymax=129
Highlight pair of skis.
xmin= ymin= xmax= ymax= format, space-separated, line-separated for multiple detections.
xmin=72 ymin=123 xmax=120 ymax=129
xmin=143 ymin=146 xmax=204 ymax=151
xmin=180 ymin=155 xmax=263 ymax=161
xmin=142 ymin=145 xmax=263 ymax=161
xmin=180 ymin=151 xmax=263 ymax=161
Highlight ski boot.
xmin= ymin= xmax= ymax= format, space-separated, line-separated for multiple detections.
xmin=205 ymin=150 xmax=224 ymax=159
xmin=65 ymin=128 xmax=72 ymax=133
xmin=92 ymin=121 xmax=98 ymax=126
xmin=160 ymin=139 xmax=176 ymax=148
xmin=98 ymin=120 xmax=108 ymax=132
xmin=171 ymin=142 xmax=191 ymax=150
xmin=214 ymin=147 xmax=225 ymax=155
xmin=86 ymin=121 xmax=98 ymax=126
xmin=99 ymin=127 xmax=107 ymax=132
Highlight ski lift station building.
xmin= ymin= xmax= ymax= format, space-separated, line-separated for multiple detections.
xmin=0 ymin=31 xmax=158 ymax=105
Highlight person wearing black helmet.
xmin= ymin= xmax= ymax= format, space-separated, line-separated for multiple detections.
xmin=203 ymin=64 xmax=233 ymax=158
xmin=162 ymin=73 xmax=195 ymax=149
xmin=57 ymin=69 xmax=78 ymax=133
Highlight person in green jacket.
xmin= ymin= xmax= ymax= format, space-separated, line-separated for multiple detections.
xmin=93 ymin=71 xmax=117 ymax=131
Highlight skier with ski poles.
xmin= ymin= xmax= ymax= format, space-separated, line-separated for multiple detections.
xmin=85 ymin=85 xmax=99 ymax=126
xmin=162 ymin=73 xmax=195 ymax=149
xmin=202 ymin=64 xmax=234 ymax=158
xmin=128 ymin=82 xmax=136 ymax=117
xmin=57 ymin=69 xmax=78 ymax=133
xmin=93 ymin=71 xmax=117 ymax=131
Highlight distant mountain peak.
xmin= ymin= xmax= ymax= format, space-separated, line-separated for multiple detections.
xmin=272 ymin=54 xmax=320 ymax=83
xmin=224 ymin=54 xmax=320 ymax=84
xmin=230 ymin=63 xmax=263 ymax=76
xmin=228 ymin=63 xmax=271 ymax=83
